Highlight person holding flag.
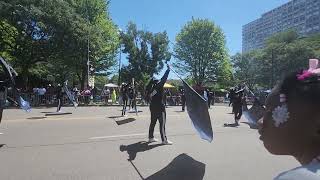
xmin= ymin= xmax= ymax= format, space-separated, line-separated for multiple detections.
xmin=120 ymin=83 xmax=129 ymax=116
xmin=56 ymin=84 xmax=64 ymax=112
xmin=233 ymin=89 xmax=245 ymax=126
xmin=0 ymin=77 xmax=9 ymax=123
xmin=145 ymin=64 xmax=172 ymax=145
xmin=0 ymin=57 xmax=31 ymax=123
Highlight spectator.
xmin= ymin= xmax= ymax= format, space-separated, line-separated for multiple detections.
xmin=102 ymin=88 xmax=110 ymax=105
xmin=72 ymin=86 xmax=79 ymax=104
xmin=111 ymin=89 xmax=117 ymax=104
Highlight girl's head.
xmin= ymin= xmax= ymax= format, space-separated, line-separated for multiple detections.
xmin=259 ymin=59 xmax=320 ymax=162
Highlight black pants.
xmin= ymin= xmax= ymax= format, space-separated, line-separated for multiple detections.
xmin=122 ymin=98 xmax=128 ymax=116
xmin=234 ymin=105 xmax=242 ymax=121
xmin=105 ymin=96 xmax=108 ymax=105
xmin=0 ymin=108 xmax=3 ymax=124
xmin=181 ymin=99 xmax=186 ymax=111
xmin=57 ymin=98 xmax=63 ymax=112
xmin=149 ymin=107 xmax=167 ymax=142
xmin=229 ymin=100 xmax=233 ymax=107
xmin=131 ymin=99 xmax=137 ymax=112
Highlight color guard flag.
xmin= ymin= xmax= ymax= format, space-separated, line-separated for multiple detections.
xmin=243 ymin=97 xmax=265 ymax=128
xmin=182 ymin=80 xmax=213 ymax=142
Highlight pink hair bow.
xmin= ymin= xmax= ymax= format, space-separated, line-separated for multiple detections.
xmin=297 ymin=59 xmax=320 ymax=81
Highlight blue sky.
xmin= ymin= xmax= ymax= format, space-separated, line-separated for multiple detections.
xmin=109 ymin=0 xmax=290 ymax=78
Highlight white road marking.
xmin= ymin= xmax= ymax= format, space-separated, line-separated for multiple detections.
xmin=89 ymin=132 xmax=159 ymax=140
xmin=6 ymin=114 xmax=183 ymax=122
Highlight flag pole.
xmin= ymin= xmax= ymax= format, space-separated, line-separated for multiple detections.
xmin=167 ymin=63 xmax=184 ymax=82
xmin=167 ymin=63 xmax=206 ymax=101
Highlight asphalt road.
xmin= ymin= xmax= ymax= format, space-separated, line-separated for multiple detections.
xmin=0 ymin=105 xmax=298 ymax=180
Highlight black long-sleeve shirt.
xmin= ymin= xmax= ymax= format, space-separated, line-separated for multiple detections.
xmin=149 ymin=69 xmax=170 ymax=110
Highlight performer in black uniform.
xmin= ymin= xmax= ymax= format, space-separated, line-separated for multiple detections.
xmin=0 ymin=57 xmax=18 ymax=122
xmin=233 ymin=89 xmax=245 ymax=126
xmin=228 ymin=88 xmax=236 ymax=113
xmin=121 ymin=83 xmax=129 ymax=116
xmin=180 ymin=89 xmax=186 ymax=111
xmin=56 ymin=84 xmax=64 ymax=112
xmin=0 ymin=80 xmax=9 ymax=123
xmin=145 ymin=64 xmax=172 ymax=145
xmin=128 ymin=86 xmax=137 ymax=113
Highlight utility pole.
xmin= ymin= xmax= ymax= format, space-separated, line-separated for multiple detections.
xmin=117 ymin=29 xmax=122 ymax=86
xmin=118 ymin=46 xmax=121 ymax=86
xmin=271 ymin=49 xmax=274 ymax=89
xmin=87 ymin=30 xmax=90 ymax=87
xmin=86 ymin=0 xmax=90 ymax=88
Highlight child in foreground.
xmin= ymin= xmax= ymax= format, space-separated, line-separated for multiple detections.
xmin=259 ymin=59 xmax=320 ymax=180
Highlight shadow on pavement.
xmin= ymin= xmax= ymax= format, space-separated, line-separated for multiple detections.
xmin=128 ymin=110 xmax=143 ymax=113
xmin=115 ymin=118 xmax=136 ymax=125
xmin=120 ymin=141 xmax=164 ymax=161
xmin=27 ymin=117 xmax=47 ymax=120
xmin=223 ymin=123 xmax=239 ymax=128
xmin=45 ymin=112 xmax=72 ymax=116
xmin=108 ymin=115 xmax=123 ymax=119
xmin=241 ymin=122 xmax=258 ymax=129
xmin=145 ymin=153 xmax=205 ymax=180
xmin=0 ymin=144 xmax=6 ymax=148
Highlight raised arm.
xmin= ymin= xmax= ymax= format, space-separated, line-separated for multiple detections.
xmin=159 ymin=66 xmax=170 ymax=87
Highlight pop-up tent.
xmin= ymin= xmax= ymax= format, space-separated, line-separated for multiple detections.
xmin=104 ymin=83 xmax=118 ymax=88
xmin=164 ymin=83 xmax=175 ymax=88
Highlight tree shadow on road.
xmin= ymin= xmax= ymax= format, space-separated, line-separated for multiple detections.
xmin=120 ymin=141 xmax=164 ymax=161
xmin=145 ymin=153 xmax=205 ymax=180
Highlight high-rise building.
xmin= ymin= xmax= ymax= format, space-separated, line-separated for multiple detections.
xmin=242 ymin=0 xmax=320 ymax=53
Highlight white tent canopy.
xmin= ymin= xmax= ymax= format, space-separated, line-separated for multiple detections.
xmin=104 ymin=83 xmax=118 ymax=88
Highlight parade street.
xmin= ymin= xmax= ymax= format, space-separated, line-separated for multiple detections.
xmin=0 ymin=105 xmax=297 ymax=180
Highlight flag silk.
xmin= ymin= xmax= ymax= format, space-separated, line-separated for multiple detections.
xmin=19 ymin=96 xmax=31 ymax=112
xmin=1 ymin=57 xmax=31 ymax=112
xmin=243 ymin=98 xmax=265 ymax=127
xmin=182 ymin=80 xmax=213 ymax=142
xmin=0 ymin=57 xmax=17 ymax=86
xmin=64 ymin=81 xmax=78 ymax=108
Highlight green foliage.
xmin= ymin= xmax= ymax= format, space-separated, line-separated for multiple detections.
xmin=109 ymin=74 xmax=118 ymax=84
xmin=94 ymin=75 xmax=108 ymax=90
xmin=120 ymin=22 xmax=171 ymax=93
xmin=231 ymin=51 xmax=262 ymax=89
xmin=0 ymin=0 xmax=119 ymax=89
xmin=174 ymin=18 xmax=232 ymax=88
xmin=232 ymin=30 xmax=319 ymax=89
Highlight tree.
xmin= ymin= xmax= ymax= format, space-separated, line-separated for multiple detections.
xmin=120 ymin=22 xmax=171 ymax=92
xmin=262 ymin=31 xmax=315 ymax=87
xmin=0 ymin=0 xmax=119 ymax=89
xmin=174 ymin=18 xmax=232 ymax=87
xmin=73 ymin=0 xmax=119 ymax=89
xmin=231 ymin=51 xmax=262 ymax=89
xmin=94 ymin=75 xmax=108 ymax=90
xmin=232 ymin=30 xmax=319 ymax=89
